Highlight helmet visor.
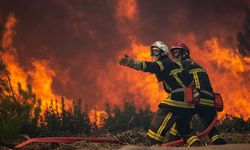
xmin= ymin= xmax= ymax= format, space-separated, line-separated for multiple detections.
xmin=171 ymin=48 xmax=182 ymax=58
xmin=150 ymin=47 xmax=163 ymax=56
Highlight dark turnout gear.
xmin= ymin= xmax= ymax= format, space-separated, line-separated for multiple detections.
xmin=120 ymin=53 xmax=201 ymax=146
xmin=182 ymin=59 xmax=215 ymax=107
xmin=169 ymin=107 xmax=225 ymax=144
xmin=141 ymin=57 xmax=197 ymax=109
xmin=147 ymin=106 xmax=202 ymax=146
xmin=168 ymin=57 xmax=226 ymax=145
xmin=197 ymin=107 xmax=226 ymax=145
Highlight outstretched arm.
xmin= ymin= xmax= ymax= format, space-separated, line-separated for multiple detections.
xmin=119 ymin=54 xmax=166 ymax=73
xmin=119 ymin=54 xmax=143 ymax=70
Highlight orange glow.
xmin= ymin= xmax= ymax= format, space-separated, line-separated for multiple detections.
xmin=27 ymin=59 xmax=72 ymax=111
xmin=116 ymin=0 xmax=137 ymax=20
xmin=2 ymin=13 xmax=16 ymax=51
xmin=89 ymin=109 xmax=108 ymax=127
xmin=129 ymin=39 xmax=167 ymax=110
xmin=173 ymin=34 xmax=250 ymax=119
xmin=2 ymin=14 xmax=27 ymax=92
xmin=1 ymin=14 xmax=72 ymax=114
xmin=115 ymin=0 xmax=137 ymax=38
xmin=1 ymin=11 xmax=250 ymax=123
xmin=95 ymin=38 xmax=166 ymax=112
xmin=200 ymin=38 xmax=250 ymax=119
xmin=106 ymin=35 xmax=250 ymax=120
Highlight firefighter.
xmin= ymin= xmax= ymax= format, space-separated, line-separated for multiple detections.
xmin=168 ymin=42 xmax=226 ymax=145
xmin=119 ymin=41 xmax=202 ymax=146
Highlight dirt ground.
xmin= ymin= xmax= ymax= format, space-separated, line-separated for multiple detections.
xmin=118 ymin=144 xmax=250 ymax=150
xmin=29 ymin=144 xmax=249 ymax=150
xmin=1 ymin=132 xmax=250 ymax=150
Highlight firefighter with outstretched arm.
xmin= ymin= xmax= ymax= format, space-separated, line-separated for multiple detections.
xmin=119 ymin=41 xmax=202 ymax=146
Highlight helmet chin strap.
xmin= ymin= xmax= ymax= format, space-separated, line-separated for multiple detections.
xmin=153 ymin=53 xmax=166 ymax=61
xmin=177 ymin=55 xmax=183 ymax=61
xmin=172 ymin=53 xmax=182 ymax=61
xmin=153 ymin=56 xmax=159 ymax=61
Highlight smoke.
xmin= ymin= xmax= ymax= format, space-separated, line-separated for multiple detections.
xmin=237 ymin=8 xmax=250 ymax=56
xmin=0 ymin=0 xmax=250 ymax=117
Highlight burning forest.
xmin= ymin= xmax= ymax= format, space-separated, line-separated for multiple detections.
xmin=0 ymin=0 xmax=250 ymax=149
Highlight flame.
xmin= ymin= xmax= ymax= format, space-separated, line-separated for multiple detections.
xmin=89 ymin=109 xmax=108 ymax=127
xmin=94 ymin=38 xmax=166 ymax=112
xmin=199 ymin=38 xmax=250 ymax=119
xmin=129 ymin=39 xmax=167 ymax=110
xmin=2 ymin=13 xmax=16 ymax=51
xmin=91 ymin=1 xmax=165 ymax=112
xmin=130 ymin=37 xmax=250 ymax=119
xmin=1 ymin=14 xmax=27 ymax=92
xmin=172 ymin=34 xmax=250 ymax=119
xmin=1 ymin=6 xmax=250 ymax=126
xmin=95 ymin=35 xmax=250 ymax=120
xmin=27 ymin=59 xmax=72 ymax=111
xmin=1 ymin=14 xmax=72 ymax=114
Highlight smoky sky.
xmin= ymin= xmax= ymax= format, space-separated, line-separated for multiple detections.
xmin=0 ymin=0 xmax=249 ymax=104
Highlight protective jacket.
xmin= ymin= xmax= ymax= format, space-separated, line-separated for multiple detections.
xmin=181 ymin=59 xmax=215 ymax=107
xmin=140 ymin=56 xmax=196 ymax=109
xmin=168 ymin=58 xmax=226 ymax=145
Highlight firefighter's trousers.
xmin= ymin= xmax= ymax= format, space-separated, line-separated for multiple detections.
xmin=146 ymin=104 xmax=200 ymax=146
xmin=169 ymin=106 xmax=222 ymax=143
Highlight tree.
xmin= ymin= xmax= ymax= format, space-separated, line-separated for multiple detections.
xmin=0 ymin=55 xmax=38 ymax=138
xmin=43 ymin=100 xmax=61 ymax=136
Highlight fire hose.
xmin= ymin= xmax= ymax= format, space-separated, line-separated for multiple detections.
xmin=15 ymin=114 xmax=217 ymax=148
xmin=15 ymin=137 xmax=121 ymax=148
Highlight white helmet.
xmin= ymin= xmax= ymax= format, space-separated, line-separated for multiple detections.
xmin=151 ymin=41 xmax=169 ymax=55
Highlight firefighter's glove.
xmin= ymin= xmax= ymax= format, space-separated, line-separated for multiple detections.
xmin=193 ymin=88 xmax=200 ymax=98
xmin=119 ymin=54 xmax=142 ymax=70
xmin=119 ymin=54 xmax=131 ymax=66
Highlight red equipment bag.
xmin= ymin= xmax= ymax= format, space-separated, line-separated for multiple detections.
xmin=185 ymin=86 xmax=200 ymax=105
xmin=214 ymin=93 xmax=223 ymax=112
xmin=185 ymin=86 xmax=193 ymax=103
